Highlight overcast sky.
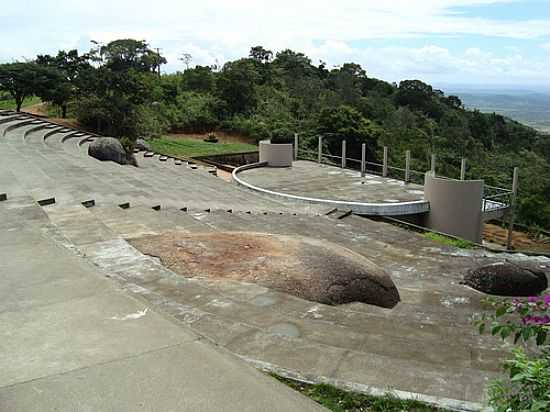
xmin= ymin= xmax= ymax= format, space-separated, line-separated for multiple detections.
xmin=2 ymin=0 xmax=550 ymax=89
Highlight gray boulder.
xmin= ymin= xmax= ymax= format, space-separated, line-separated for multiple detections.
xmin=463 ymin=262 xmax=548 ymax=296
xmin=135 ymin=138 xmax=151 ymax=152
xmin=88 ymin=137 xmax=128 ymax=165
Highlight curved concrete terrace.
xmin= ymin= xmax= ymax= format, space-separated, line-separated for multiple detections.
xmin=234 ymin=160 xmax=430 ymax=216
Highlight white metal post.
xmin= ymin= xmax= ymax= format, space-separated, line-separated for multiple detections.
xmin=318 ymin=136 xmax=322 ymax=164
xmin=431 ymin=154 xmax=436 ymax=175
xmin=405 ymin=150 xmax=411 ymax=183
xmin=341 ymin=140 xmax=347 ymax=169
xmin=361 ymin=143 xmax=366 ymax=177
xmin=460 ymin=158 xmax=467 ymax=180
xmin=294 ymin=133 xmax=298 ymax=161
xmin=506 ymin=167 xmax=519 ymax=250
xmin=383 ymin=146 xmax=388 ymax=177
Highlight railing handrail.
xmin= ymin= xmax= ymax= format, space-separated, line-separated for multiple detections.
xmin=296 ymin=136 xmax=516 ymax=207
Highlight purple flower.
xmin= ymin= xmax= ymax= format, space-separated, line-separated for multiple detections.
xmin=522 ymin=315 xmax=550 ymax=325
xmin=544 ymin=295 xmax=550 ymax=307
xmin=527 ymin=296 xmax=538 ymax=303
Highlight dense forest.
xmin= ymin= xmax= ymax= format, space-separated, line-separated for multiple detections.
xmin=1 ymin=39 xmax=549 ymax=229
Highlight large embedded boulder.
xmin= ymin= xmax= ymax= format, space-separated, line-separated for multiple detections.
xmin=463 ymin=262 xmax=548 ymax=296
xmin=88 ymin=137 xmax=128 ymax=165
xmin=129 ymin=231 xmax=400 ymax=308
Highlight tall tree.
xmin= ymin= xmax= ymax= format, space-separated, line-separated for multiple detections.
xmin=0 ymin=62 xmax=41 ymax=112
xmin=249 ymin=46 xmax=273 ymax=64
xmin=35 ymin=50 xmax=92 ymax=117
xmin=100 ymin=39 xmax=166 ymax=73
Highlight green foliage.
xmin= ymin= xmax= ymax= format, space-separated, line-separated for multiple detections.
xmin=163 ymin=91 xmax=222 ymax=133
xmin=98 ymin=39 xmax=166 ymax=74
xmin=422 ymin=232 xmax=475 ymax=249
xmin=318 ymin=105 xmax=385 ymax=157
xmin=0 ymin=93 xmax=40 ymax=110
xmin=489 ymin=348 xmax=550 ymax=412
xmin=275 ymin=376 xmax=447 ymax=412
xmin=475 ymin=296 xmax=549 ymax=347
xmin=474 ymin=295 xmax=550 ymax=411
xmin=0 ymin=62 xmax=44 ymax=112
xmin=216 ymin=59 xmax=259 ymax=114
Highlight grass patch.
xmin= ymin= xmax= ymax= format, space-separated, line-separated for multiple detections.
xmin=0 ymin=95 xmax=41 ymax=110
xmin=150 ymin=136 xmax=257 ymax=158
xmin=422 ymin=232 xmax=475 ymax=249
xmin=275 ymin=376 xmax=448 ymax=412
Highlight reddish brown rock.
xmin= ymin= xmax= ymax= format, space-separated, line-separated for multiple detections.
xmin=129 ymin=231 xmax=400 ymax=308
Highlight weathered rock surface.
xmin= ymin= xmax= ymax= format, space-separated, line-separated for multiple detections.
xmin=88 ymin=137 xmax=128 ymax=165
xmin=135 ymin=138 xmax=151 ymax=152
xmin=129 ymin=231 xmax=400 ymax=308
xmin=463 ymin=261 xmax=548 ymax=296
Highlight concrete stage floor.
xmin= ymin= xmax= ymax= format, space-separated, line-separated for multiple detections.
xmin=238 ymin=160 xmax=426 ymax=204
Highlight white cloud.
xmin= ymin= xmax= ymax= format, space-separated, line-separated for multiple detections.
xmin=1 ymin=0 xmax=550 ymax=85
xmin=542 ymin=42 xmax=550 ymax=51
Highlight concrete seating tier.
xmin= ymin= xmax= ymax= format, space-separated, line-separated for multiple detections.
xmin=2 ymin=112 xmax=549 ymax=410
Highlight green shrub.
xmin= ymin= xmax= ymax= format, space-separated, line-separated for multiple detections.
xmin=164 ymin=92 xmax=222 ymax=133
xmin=270 ymin=127 xmax=294 ymax=144
xmin=475 ymin=295 xmax=550 ymax=411
xmin=488 ymin=347 xmax=550 ymax=412
xmin=119 ymin=136 xmax=135 ymax=153
xmin=422 ymin=232 xmax=474 ymax=249
xmin=204 ymin=133 xmax=218 ymax=143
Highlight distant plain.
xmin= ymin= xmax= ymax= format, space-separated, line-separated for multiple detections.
xmin=444 ymin=87 xmax=550 ymax=133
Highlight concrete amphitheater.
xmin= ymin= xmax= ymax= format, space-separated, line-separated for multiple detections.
xmin=1 ymin=110 xmax=549 ymax=411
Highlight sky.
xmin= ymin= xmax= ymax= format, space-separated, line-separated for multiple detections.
xmin=2 ymin=0 xmax=550 ymax=90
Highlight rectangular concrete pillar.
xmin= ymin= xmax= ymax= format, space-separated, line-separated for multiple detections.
xmin=405 ymin=150 xmax=411 ymax=183
xmin=382 ymin=146 xmax=388 ymax=177
xmin=341 ymin=140 xmax=347 ymax=169
xmin=318 ymin=136 xmax=322 ymax=164
xmin=294 ymin=133 xmax=298 ymax=161
xmin=460 ymin=158 xmax=467 ymax=180
xmin=506 ymin=167 xmax=519 ymax=250
xmin=361 ymin=143 xmax=366 ymax=177
xmin=431 ymin=154 xmax=436 ymax=175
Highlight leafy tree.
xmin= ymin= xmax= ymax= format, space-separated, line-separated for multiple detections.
xmin=181 ymin=66 xmax=216 ymax=93
xmin=216 ymin=59 xmax=259 ymax=114
xmin=33 ymin=66 xmax=73 ymax=117
xmin=100 ymin=39 xmax=166 ymax=73
xmin=395 ymin=79 xmax=434 ymax=109
xmin=249 ymin=46 xmax=273 ymax=64
xmin=35 ymin=49 xmax=92 ymax=117
xmin=0 ymin=62 xmax=41 ymax=112
xmin=318 ymin=105 xmax=383 ymax=158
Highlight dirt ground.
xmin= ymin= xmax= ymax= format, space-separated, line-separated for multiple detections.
xmin=23 ymin=103 xmax=81 ymax=129
xmin=483 ymin=223 xmax=550 ymax=252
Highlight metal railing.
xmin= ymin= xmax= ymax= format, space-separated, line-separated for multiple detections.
xmin=293 ymin=133 xmax=518 ymax=212
xmin=483 ymin=185 xmax=514 ymax=212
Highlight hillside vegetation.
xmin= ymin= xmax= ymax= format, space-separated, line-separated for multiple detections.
xmin=1 ymin=39 xmax=549 ymax=228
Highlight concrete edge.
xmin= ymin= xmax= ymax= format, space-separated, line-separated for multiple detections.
xmin=232 ymin=162 xmax=430 ymax=216
xmin=240 ymin=357 xmax=490 ymax=412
